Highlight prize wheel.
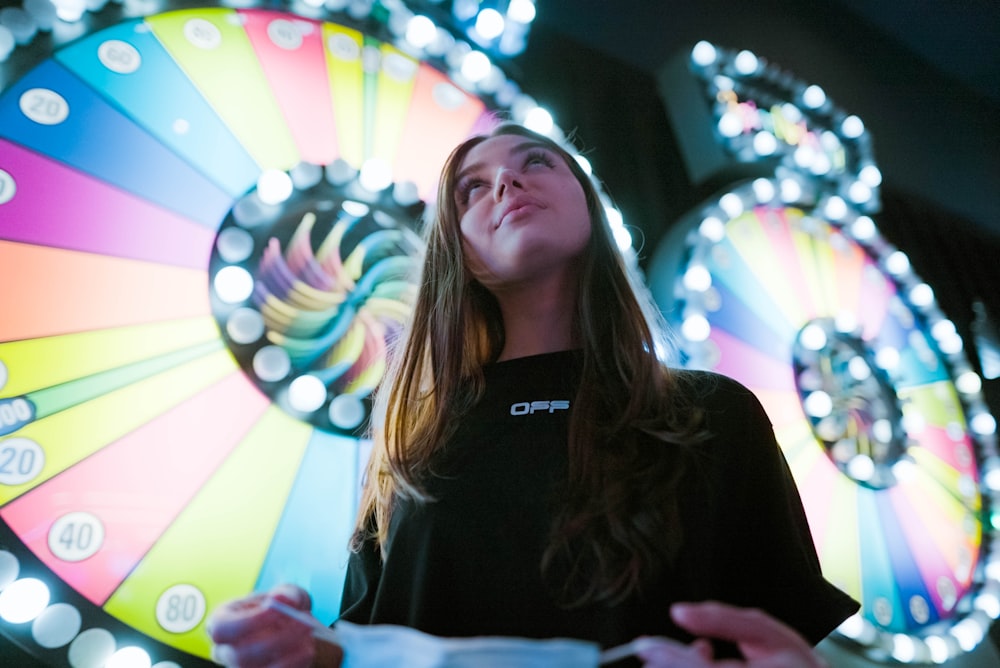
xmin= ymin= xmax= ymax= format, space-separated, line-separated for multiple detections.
xmin=651 ymin=42 xmax=1000 ymax=664
xmin=0 ymin=3 xmax=593 ymax=666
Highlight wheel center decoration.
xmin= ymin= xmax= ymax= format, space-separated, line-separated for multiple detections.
xmin=0 ymin=2 xmax=632 ymax=667
xmin=653 ymin=41 xmax=1000 ymax=664
xmin=793 ymin=317 xmax=909 ymax=490
xmin=210 ymin=166 xmax=423 ymax=436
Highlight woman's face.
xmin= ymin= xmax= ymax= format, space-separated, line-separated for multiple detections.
xmin=452 ymin=133 xmax=591 ymax=292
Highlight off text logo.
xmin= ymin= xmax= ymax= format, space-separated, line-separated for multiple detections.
xmin=510 ymin=400 xmax=570 ymax=415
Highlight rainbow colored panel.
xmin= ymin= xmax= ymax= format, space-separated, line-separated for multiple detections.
xmin=684 ymin=206 xmax=985 ymax=636
xmin=0 ymin=7 xmax=493 ymax=667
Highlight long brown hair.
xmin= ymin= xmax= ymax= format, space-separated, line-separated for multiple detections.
xmin=353 ymin=123 xmax=704 ymax=606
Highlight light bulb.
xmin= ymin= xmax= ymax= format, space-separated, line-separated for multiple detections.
xmin=460 ymin=50 xmax=491 ymax=82
xmin=474 ymin=8 xmax=505 ymax=40
xmin=802 ymin=84 xmax=826 ymax=109
xmin=683 ymin=264 xmax=712 ymax=292
xmin=823 ymin=195 xmax=848 ymax=220
xmin=507 ymin=0 xmax=536 ymax=24
xmin=256 ymin=169 xmax=293 ymax=205
xmin=523 ymin=106 xmax=553 ymax=135
xmin=841 ymin=115 xmax=865 ymax=138
xmin=850 ymin=215 xmax=876 ymax=241
xmin=0 ymin=578 xmax=50 ymax=623
xmin=718 ymin=193 xmax=743 ymax=218
xmin=698 ymin=216 xmax=725 ymax=242
xmin=799 ymin=324 xmax=828 ymax=351
xmin=358 ymin=158 xmax=392 ymax=193
xmin=752 ymin=130 xmax=777 ymax=156
xmin=405 ymin=15 xmax=436 ymax=48
xmin=288 ymin=375 xmax=327 ymax=413
xmin=681 ymin=314 xmax=711 ymax=342
xmin=717 ymin=111 xmax=743 ymax=138
xmin=779 ymin=178 xmax=802 ymax=203
xmin=691 ymin=40 xmax=717 ymax=67
xmin=752 ymin=178 xmax=775 ymax=202
xmin=885 ymin=250 xmax=910 ymax=275
xmin=804 ymin=391 xmax=833 ymax=418
xmin=213 ymin=266 xmax=254 ymax=304
xmin=859 ymin=164 xmax=883 ymax=186
xmin=733 ymin=50 xmax=758 ymax=75
xmin=848 ymin=181 xmax=872 ymax=204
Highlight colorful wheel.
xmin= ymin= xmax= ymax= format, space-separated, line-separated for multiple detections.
xmin=650 ymin=185 xmax=1000 ymax=663
xmin=653 ymin=40 xmax=1000 ymax=664
xmin=0 ymin=5 xmax=509 ymax=666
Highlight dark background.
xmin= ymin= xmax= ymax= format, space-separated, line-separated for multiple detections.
xmin=2 ymin=0 xmax=999 ymax=664
xmin=509 ymin=0 xmax=1000 ymax=453
xmin=511 ymin=0 xmax=1000 ymax=337
xmin=509 ymin=1 xmax=1000 ymax=658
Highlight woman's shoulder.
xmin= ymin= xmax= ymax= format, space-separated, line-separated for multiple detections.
xmin=669 ymin=368 xmax=762 ymax=412
xmin=667 ymin=368 xmax=777 ymax=457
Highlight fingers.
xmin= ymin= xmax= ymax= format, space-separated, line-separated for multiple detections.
xmin=212 ymin=627 xmax=315 ymax=668
xmin=208 ymin=585 xmax=313 ymax=644
xmin=270 ymin=583 xmax=311 ymax=612
xmin=210 ymin=611 xmax=315 ymax=667
xmin=207 ymin=585 xmax=318 ymax=668
xmin=207 ymin=592 xmax=271 ymax=644
xmin=670 ymin=601 xmax=823 ymax=666
xmin=671 ymin=601 xmax=808 ymax=649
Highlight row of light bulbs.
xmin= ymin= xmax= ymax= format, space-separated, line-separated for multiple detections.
xmin=0 ymin=3 xmax=642 ymax=668
xmin=677 ymin=177 xmax=1000 ymax=663
xmin=689 ymin=40 xmax=881 ymax=214
xmin=673 ymin=40 xmax=1000 ymax=664
xmin=2 ymin=1 xmax=636 ymax=254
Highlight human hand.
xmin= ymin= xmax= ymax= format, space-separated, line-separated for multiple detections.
xmin=206 ymin=583 xmax=321 ymax=668
xmin=636 ymin=601 xmax=827 ymax=667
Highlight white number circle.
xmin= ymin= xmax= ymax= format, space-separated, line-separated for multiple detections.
xmin=327 ymin=33 xmax=360 ymax=61
xmin=48 ymin=512 xmax=104 ymax=562
xmin=156 ymin=584 xmax=206 ymax=633
xmin=183 ymin=18 xmax=222 ymax=50
xmin=0 ymin=169 xmax=15 ymax=205
xmin=97 ymin=39 xmax=141 ymax=74
xmin=383 ymin=53 xmax=417 ymax=83
xmin=267 ymin=19 xmax=302 ymax=50
xmin=0 ymin=437 xmax=44 ymax=485
xmin=19 ymin=88 xmax=69 ymax=126
xmin=432 ymin=82 xmax=466 ymax=111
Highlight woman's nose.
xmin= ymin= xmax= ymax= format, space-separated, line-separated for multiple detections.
xmin=493 ymin=168 xmax=522 ymax=200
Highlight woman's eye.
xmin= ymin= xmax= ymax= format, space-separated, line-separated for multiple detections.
xmin=458 ymin=180 xmax=486 ymax=205
xmin=524 ymin=151 xmax=555 ymax=169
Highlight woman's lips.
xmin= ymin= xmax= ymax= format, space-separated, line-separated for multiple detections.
xmin=496 ymin=199 xmax=542 ymax=228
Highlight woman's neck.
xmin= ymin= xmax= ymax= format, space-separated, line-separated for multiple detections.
xmin=492 ymin=276 xmax=579 ymax=361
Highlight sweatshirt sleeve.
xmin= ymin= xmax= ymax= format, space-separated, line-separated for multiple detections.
xmin=696 ymin=372 xmax=860 ymax=644
xmin=337 ymin=527 xmax=382 ymax=624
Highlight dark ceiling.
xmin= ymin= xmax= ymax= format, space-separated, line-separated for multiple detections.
xmin=507 ymin=0 xmax=1000 ymax=244
xmin=0 ymin=2 xmax=999 ymax=665
xmin=532 ymin=0 xmax=1000 ymax=105
xmin=828 ymin=0 xmax=1000 ymax=104
xmin=504 ymin=0 xmax=1000 ymax=374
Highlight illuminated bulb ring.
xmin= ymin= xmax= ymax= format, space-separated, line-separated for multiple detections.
xmin=653 ymin=176 xmax=999 ymax=662
xmin=0 ymin=4 xmax=627 ymax=666
xmin=0 ymin=539 xmax=195 ymax=667
xmin=687 ymin=41 xmax=881 ymax=213
xmin=211 ymin=164 xmax=424 ymax=435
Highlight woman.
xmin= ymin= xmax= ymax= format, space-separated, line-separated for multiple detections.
xmin=209 ymin=124 xmax=858 ymax=666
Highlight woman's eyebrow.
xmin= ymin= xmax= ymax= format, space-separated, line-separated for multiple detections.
xmin=455 ymin=140 xmax=553 ymax=185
